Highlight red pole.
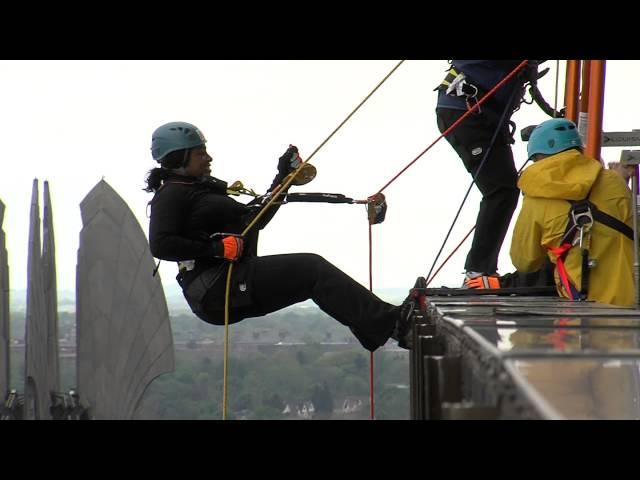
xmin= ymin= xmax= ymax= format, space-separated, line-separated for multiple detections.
xmin=585 ymin=60 xmax=606 ymax=162
xmin=564 ymin=60 xmax=581 ymax=124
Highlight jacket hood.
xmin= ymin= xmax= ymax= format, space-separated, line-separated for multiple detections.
xmin=518 ymin=149 xmax=602 ymax=200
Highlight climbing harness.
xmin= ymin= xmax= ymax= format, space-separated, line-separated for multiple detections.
xmin=435 ymin=67 xmax=484 ymax=113
xmin=549 ymin=190 xmax=633 ymax=301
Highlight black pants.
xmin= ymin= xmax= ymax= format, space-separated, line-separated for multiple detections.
xmin=499 ymin=258 xmax=557 ymax=290
xmin=436 ymin=107 xmax=520 ymax=274
xmin=199 ymin=253 xmax=399 ymax=352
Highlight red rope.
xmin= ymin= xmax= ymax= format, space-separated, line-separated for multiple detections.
xmin=376 ymin=60 xmax=529 ymax=195
xmin=549 ymin=243 xmax=575 ymax=300
xmin=363 ymin=61 xmax=528 ymax=421
xmin=424 ymin=159 xmax=530 ymax=287
xmin=426 ymin=225 xmax=475 ymax=287
xmin=368 ymin=222 xmax=375 ymax=420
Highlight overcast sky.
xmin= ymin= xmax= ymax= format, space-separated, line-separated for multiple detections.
xmin=1 ymin=60 xmax=639 ymax=298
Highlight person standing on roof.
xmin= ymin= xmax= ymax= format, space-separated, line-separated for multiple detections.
xmin=145 ymin=121 xmax=416 ymax=350
xmin=510 ymin=118 xmax=634 ymax=306
xmin=435 ymin=60 xmax=543 ymax=288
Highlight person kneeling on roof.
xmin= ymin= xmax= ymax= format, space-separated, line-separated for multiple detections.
xmin=509 ymin=118 xmax=634 ymax=306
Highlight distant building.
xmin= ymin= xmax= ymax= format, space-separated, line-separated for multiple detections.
xmin=342 ymin=397 xmax=363 ymax=414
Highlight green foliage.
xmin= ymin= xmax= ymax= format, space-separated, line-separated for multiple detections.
xmin=8 ymin=308 xmax=410 ymax=420
xmin=135 ymin=346 xmax=409 ymax=420
xmin=311 ymin=382 xmax=334 ymax=415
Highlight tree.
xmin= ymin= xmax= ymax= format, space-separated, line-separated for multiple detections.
xmin=296 ymin=350 xmax=307 ymax=365
xmin=235 ymin=393 xmax=254 ymax=411
xmin=278 ymin=330 xmax=289 ymax=342
xmin=353 ymin=354 xmax=367 ymax=372
xmin=263 ymin=393 xmax=285 ymax=411
xmin=201 ymin=356 xmax=212 ymax=369
xmin=311 ymin=382 xmax=334 ymax=417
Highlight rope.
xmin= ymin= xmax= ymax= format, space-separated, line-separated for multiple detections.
xmin=425 ymin=225 xmax=475 ymax=287
xmin=376 ymin=60 xmax=529 ymax=195
xmin=241 ymin=60 xmax=405 ymax=237
xmin=220 ymin=60 xmax=405 ymax=420
xmin=425 ymin=78 xmax=525 ymax=283
xmin=424 ymin=159 xmax=530 ymax=287
xmin=361 ymin=61 xmax=524 ymax=420
xmin=368 ymin=222 xmax=375 ymax=420
xmin=222 ymin=263 xmax=233 ymax=420
xmin=425 ymin=64 xmax=564 ymax=288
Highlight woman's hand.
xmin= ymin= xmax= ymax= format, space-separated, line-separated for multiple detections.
xmin=277 ymin=145 xmax=300 ymax=178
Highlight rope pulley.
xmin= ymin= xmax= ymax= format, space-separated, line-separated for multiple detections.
xmin=284 ymin=162 xmax=317 ymax=186
xmin=366 ymin=193 xmax=387 ymax=225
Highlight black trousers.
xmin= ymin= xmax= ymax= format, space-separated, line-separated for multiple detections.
xmin=199 ymin=253 xmax=400 ymax=352
xmin=499 ymin=258 xmax=557 ymax=290
xmin=436 ymin=107 xmax=520 ymax=274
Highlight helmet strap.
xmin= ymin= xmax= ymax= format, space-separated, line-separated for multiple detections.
xmin=181 ymin=148 xmax=191 ymax=168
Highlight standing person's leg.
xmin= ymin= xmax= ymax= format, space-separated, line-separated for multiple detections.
xmin=466 ymin=142 xmax=519 ymax=273
xmin=202 ymin=253 xmax=401 ymax=351
xmin=436 ymin=108 xmax=519 ymax=274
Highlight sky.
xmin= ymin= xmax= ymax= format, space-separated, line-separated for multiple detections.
xmin=1 ymin=60 xmax=639 ymax=299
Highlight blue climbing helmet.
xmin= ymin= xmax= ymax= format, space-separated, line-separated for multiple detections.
xmin=151 ymin=122 xmax=207 ymax=162
xmin=527 ymin=118 xmax=583 ymax=160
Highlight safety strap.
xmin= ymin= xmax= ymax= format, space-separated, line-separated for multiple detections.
xmin=548 ymin=190 xmax=633 ymax=301
xmin=581 ymin=201 xmax=633 ymax=240
xmin=282 ymin=192 xmax=355 ymax=204
xmin=548 ymin=242 xmax=580 ymax=300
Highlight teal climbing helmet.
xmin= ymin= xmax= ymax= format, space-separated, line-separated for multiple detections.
xmin=527 ymin=118 xmax=583 ymax=160
xmin=151 ymin=122 xmax=207 ymax=162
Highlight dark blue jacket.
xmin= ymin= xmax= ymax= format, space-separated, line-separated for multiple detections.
xmin=437 ymin=60 xmax=526 ymax=113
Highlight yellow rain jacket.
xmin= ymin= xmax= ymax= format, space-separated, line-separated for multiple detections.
xmin=510 ymin=149 xmax=634 ymax=306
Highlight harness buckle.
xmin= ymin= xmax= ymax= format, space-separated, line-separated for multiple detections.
xmin=571 ymin=201 xmax=594 ymax=232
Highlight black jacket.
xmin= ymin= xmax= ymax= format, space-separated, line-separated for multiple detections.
xmin=149 ymin=172 xmax=283 ymax=282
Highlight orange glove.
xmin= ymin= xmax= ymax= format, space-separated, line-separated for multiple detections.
xmin=221 ymin=236 xmax=244 ymax=262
